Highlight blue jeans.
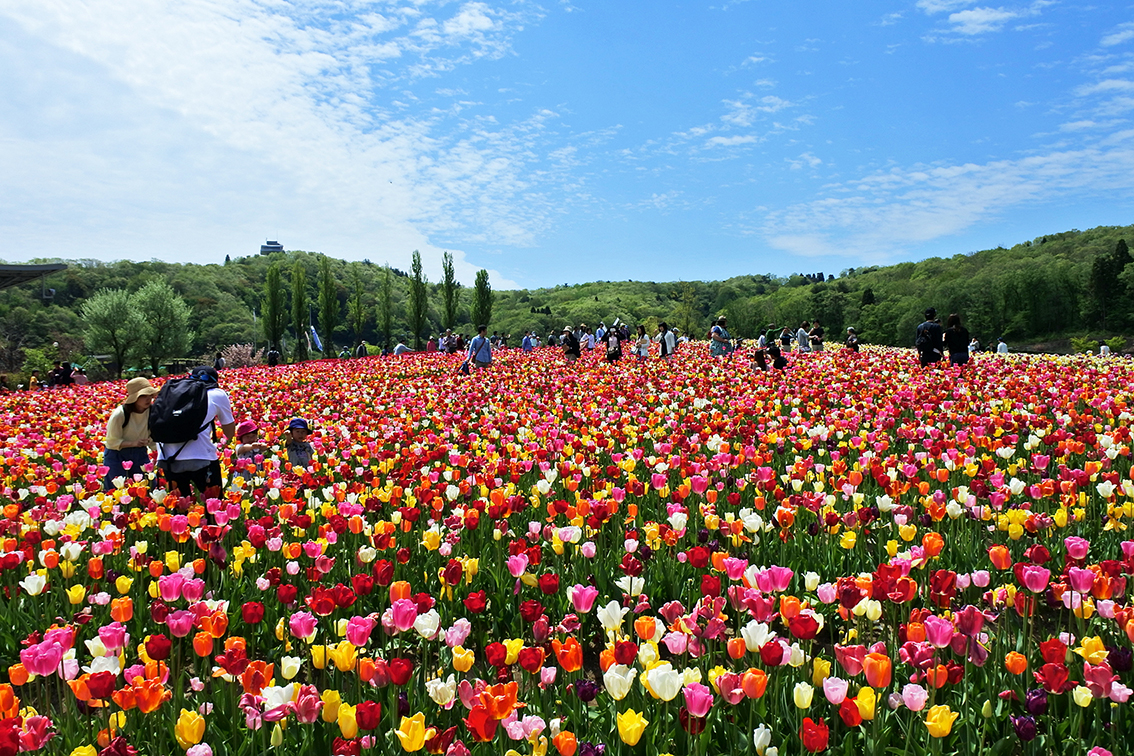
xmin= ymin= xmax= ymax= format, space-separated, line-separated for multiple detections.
xmin=102 ymin=446 xmax=150 ymax=490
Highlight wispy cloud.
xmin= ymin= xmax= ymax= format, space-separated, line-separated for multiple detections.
xmin=1101 ymin=22 xmax=1134 ymax=47
xmin=0 ymin=0 xmax=568 ymax=286
xmin=760 ymin=146 xmax=1134 ymax=259
xmin=917 ymin=0 xmax=1051 ymax=37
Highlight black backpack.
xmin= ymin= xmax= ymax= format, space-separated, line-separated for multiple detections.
xmin=149 ymin=377 xmax=213 ymax=444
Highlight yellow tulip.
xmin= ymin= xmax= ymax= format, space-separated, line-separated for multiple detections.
xmin=616 ymin=708 xmax=648 ymax=746
xmin=65 ymin=584 xmax=86 ymax=605
xmin=855 ymin=685 xmax=876 ymax=721
xmin=328 ymin=641 xmax=358 ymax=672
xmin=115 ymin=575 xmax=133 ymax=595
xmin=310 ymin=645 xmax=328 ymax=670
xmin=69 ymin=747 xmax=98 ymax=756
xmin=811 ymin=658 xmax=831 ymax=686
xmin=321 ymin=689 xmax=341 ymax=723
xmin=270 ymin=723 xmax=283 ymax=747
xmin=839 ymin=531 xmax=857 ymax=549
xmin=924 ymin=705 xmax=959 ymax=738
xmin=165 ymin=551 xmax=181 ymax=572
xmin=395 ymin=712 xmax=427 ymax=752
xmin=504 ymin=638 xmax=524 ymax=666
xmin=337 ymin=703 xmax=358 ymax=739
xmin=1075 ymin=636 xmax=1109 ymax=665
xmin=452 ymin=646 xmax=475 ymax=673
xmin=1072 ymin=686 xmax=1093 ymax=708
xmin=60 ymin=561 xmax=76 ymax=579
xmin=174 ymin=708 xmax=205 ymax=749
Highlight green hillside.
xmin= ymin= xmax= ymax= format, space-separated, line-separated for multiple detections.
xmin=1 ymin=224 xmax=1131 ymax=379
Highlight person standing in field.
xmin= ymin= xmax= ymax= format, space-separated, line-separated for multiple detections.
xmin=795 ymin=321 xmax=811 ymax=353
xmin=808 ymin=320 xmax=825 ymax=352
xmin=562 ymin=326 xmax=581 ymax=363
xmin=102 ymin=377 xmax=159 ymax=490
xmin=468 ymin=325 xmax=493 ymax=369
xmin=997 ymin=337 xmax=1009 ymax=354
xmin=654 ymin=322 xmax=676 ymax=359
xmin=943 ymin=313 xmax=971 ymax=366
xmin=844 ymin=327 xmax=859 ymax=352
xmin=709 ymin=317 xmax=733 ymax=357
xmin=915 ymin=308 xmax=945 ymax=367
xmin=635 ymin=325 xmax=650 ymax=360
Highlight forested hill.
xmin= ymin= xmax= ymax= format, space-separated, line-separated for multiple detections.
xmin=1 ymin=223 xmax=1132 ymax=374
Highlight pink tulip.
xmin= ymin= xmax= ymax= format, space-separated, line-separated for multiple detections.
xmin=1064 ymin=536 xmax=1090 ymax=560
xmin=20 ymin=640 xmax=63 ymax=677
xmin=722 ymin=557 xmax=748 ymax=581
xmin=924 ymin=615 xmax=954 ymax=648
xmin=567 ymin=584 xmax=599 ymax=613
xmin=1067 ymin=567 xmax=1096 ymax=593
xmin=294 ymin=684 xmax=323 ymax=723
xmin=822 ymin=677 xmax=848 ymax=705
xmin=953 ymin=606 xmax=985 ymax=637
xmin=540 ymin=666 xmax=557 ymax=689
xmin=289 ymin=611 xmax=318 ymax=641
xmin=181 ymin=578 xmax=206 ymax=602
xmin=715 ymin=672 xmax=746 ymax=705
xmin=580 ymin=542 xmax=597 ymax=558
xmin=98 ymin=622 xmax=128 ymax=651
xmin=346 ymin=616 xmax=376 ymax=646
xmin=445 ymin=618 xmax=472 ymax=648
xmin=1020 ymin=565 xmax=1050 ymax=593
xmin=901 ymin=683 xmax=928 ymax=711
xmin=391 ymin=599 xmax=419 ymax=632
xmin=651 ymin=473 xmax=669 ymax=491
xmin=834 ymin=644 xmax=866 ymax=676
xmin=507 ymin=554 xmax=529 ymax=577
xmin=971 ymin=570 xmax=991 ymax=588
xmin=816 ymin=583 xmax=838 ymax=604
xmin=682 ymin=682 xmax=714 ymax=717
xmin=166 ymin=610 xmax=196 ymax=638
xmin=157 ymin=573 xmax=185 ymax=602
xmin=661 ymin=631 xmax=689 ymax=655
xmin=1084 ymin=662 xmax=1116 ymax=699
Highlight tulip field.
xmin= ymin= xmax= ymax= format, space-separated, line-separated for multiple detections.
xmin=2 ymin=345 xmax=1134 ymax=756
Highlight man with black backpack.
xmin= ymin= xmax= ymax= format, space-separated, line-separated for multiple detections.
xmin=915 ymin=308 xmax=945 ymax=367
xmin=150 ymin=366 xmax=235 ymax=500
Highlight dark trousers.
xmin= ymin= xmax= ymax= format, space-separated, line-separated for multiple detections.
xmin=163 ymin=460 xmax=223 ymax=501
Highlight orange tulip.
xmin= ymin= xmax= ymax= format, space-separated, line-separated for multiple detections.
xmin=1005 ymin=652 xmax=1028 ymax=675
xmin=240 ymin=661 xmax=274 ymax=696
xmin=989 ymin=544 xmax=1012 ymax=570
xmin=922 ymin=532 xmax=944 ymax=557
xmin=0 ymin=684 xmax=19 ymax=719
xmin=779 ymin=595 xmax=802 ymax=621
xmin=633 ymin=616 xmax=656 ymax=641
xmin=863 ymin=653 xmax=892 ymax=689
xmin=110 ymin=597 xmax=133 ymax=623
xmin=741 ymin=668 xmax=768 ymax=699
xmin=478 ymin=681 xmax=521 ymax=720
xmin=925 ymin=664 xmax=948 ymax=689
xmin=111 ymin=686 xmax=137 ymax=712
xmin=552 ymin=731 xmax=578 ymax=756
xmin=552 ymin=637 xmax=584 ymax=673
xmin=134 ymin=678 xmax=170 ymax=714
xmin=192 ymin=632 xmax=214 ymax=658
xmin=7 ymin=664 xmax=28 ymax=687
xmin=599 ymin=647 xmax=616 ymax=673
xmin=390 ymin=581 xmax=412 ymax=603
xmin=727 ymin=637 xmax=747 ymax=660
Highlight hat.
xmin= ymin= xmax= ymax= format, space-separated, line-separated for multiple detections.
xmin=124 ymin=377 xmax=159 ymax=404
xmin=924 ymin=307 xmax=937 ymax=320
xmin=847 ymin=327 xmax=855 ymax=333
xmin=562 ymin=326 xmax=573 ymax=332
xmin=235 ymin=419 xmax=259 ymax=438
xmin=191 ymin=366 xmax=219 ymax=384
xmin=288 ymin=418 xmax=310 ymax=432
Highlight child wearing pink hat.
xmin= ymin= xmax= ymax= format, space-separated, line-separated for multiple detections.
xmin=233 ymin=419 xmax=267 ymax=472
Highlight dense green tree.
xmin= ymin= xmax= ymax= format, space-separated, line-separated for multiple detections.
xmin=347 ymin=265 xmax=368 ymax=347
xmin=81 ymin=288 xmax=142 ymax=377
xmin=262 ymin=262 xmax=287 ymax=351
xmin=292 ymin=260 xmax=309 ymax=362
xmin=318 ymin=255 xmax=338 ymax=354
xmin=133 ymin=279 xmax=194 ymax=374
xmin=472 ymin=269 xmax=493 ymax=328
xmin=378 ymin=266 xmax=394 ymax=348
xmin=441 ymin=251 xmax=460 ymax=330
xmin=408 ymin=250 xmax=428 ymax=349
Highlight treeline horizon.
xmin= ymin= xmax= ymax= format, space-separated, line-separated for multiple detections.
xmin=2 ymin=223 xmax=1133 ymax=376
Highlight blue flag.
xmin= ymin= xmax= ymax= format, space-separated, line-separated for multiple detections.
xmin=310 ymin=326 xmax=324 ymax=353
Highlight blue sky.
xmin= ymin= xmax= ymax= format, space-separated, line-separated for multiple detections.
xmin=2 ymin=1 xmax=1134 ymax=288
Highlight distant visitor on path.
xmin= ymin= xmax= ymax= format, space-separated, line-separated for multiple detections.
xmin=709 ymin=317 xmax=732 ymax=357
xmin=562 ymin=326 xmax=580 ymax=362
xmin=845 ymin=327 xmax=859 ymax=352
xmin=944 ymin=314 xmax=970 ymax=366
xmin=654 ymin=322 xmax=676 ymax=359
xmin=915 ymin=308 xmax=945 ymax=367
xmin=468 ymin=325 xmax=493 ymax=369
xmin=102 ymin=377 xmax=159 ymax=490
xmin=795 ymin=321 xmax=810 ymax=353
xmin=808 ymin=320 xmax=825 ymax=352
xmin=997 ymin=337 xmax=1009 ymax=354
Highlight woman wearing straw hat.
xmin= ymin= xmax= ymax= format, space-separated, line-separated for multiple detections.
xmin=102 ymin=377 xmax=159 ymax=490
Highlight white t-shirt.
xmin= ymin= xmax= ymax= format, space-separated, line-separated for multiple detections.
xmin=157 ymin=388 xmax=234 ymax=463
xmin=394 ymin=343 xmax=411 ymax=355
xmin=1100 ymin=344 xmax=1112 ymax=356
xmin=997 ymin=342 xmax=1008 ymax=354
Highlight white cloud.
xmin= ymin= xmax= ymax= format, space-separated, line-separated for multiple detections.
xmin=1075 ymin=79 xmax=1134 ymax=97
xmin=761 ymin=146 xmax=1134 ymax=259
xmin=786 ymin=152 xmax=823 ymax=170
xmin=707 ymin=135 xmax=759 ymax=147
xmin=916 ymin=0 xmax=975 ymax=14
xmin=0 ymin=1 xmax=564 ymax=287
xmin=1102 ymin=23 xmax=1134 ymax=47
xmin=948 ymin=7 xmax=1020 ymax=35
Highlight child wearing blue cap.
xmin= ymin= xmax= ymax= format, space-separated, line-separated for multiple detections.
xmin=283 ymin=418 xmax=313 ymax=469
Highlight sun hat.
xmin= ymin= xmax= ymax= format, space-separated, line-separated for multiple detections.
xmin=124 ymin=377 xmax=159 ymax=404
xmin=288 ymin=418 xmax=310 ymax=432
xmin=235 ymin=419 xmax=259 ymax=438
xmin=562 ymin=326 xmax=573 ymax=332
